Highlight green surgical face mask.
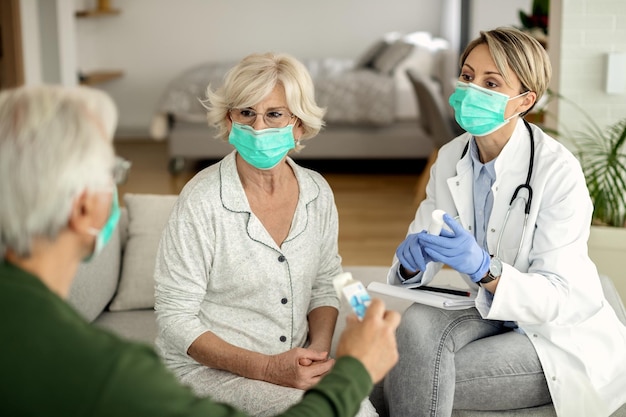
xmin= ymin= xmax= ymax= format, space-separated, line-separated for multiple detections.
xmin=228 ymin=122 xmax=295 ymax=170
xmin=83 ymin=187 xmax=120 ymax=263
xmin=449 ymin=81 xmax=528 ymax=136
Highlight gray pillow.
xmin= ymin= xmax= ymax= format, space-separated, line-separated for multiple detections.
xmin=354 ymin=38 xmax=389 ymax=69
xmin=108 ymin=193 xmax=178 ymax=311
xmin=372 ymin=40 xmax=415 ymax=75
xmin=68 ymin=210 xmax=125 ymax=321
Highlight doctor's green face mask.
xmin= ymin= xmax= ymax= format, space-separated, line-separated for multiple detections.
xmin=449 ymin=81 xmax=529 ymax=136
xmin=83 ymin=187 xmax=120 ymax=263
xmin=228 ymin=122 xmax=296 ymax=170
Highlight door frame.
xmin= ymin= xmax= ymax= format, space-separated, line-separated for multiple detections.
xmin=0 ymin=0 xmax=24 ymax=89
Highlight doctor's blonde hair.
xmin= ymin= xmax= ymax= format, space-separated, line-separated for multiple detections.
xmin=204 ymin=52 xmax=326 ymax=151
xmin=460 ymin=27 xmax=552 ymax=114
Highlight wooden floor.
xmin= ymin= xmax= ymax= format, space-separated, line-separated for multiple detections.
xmin=114 ymin=140 xmax=423 ymax=266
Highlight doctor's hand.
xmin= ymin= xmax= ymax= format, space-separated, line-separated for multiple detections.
xmin=417 ymin=214 xmax=490 ymax=282
xmin=395 ymin=232 xmax=433 ymax=274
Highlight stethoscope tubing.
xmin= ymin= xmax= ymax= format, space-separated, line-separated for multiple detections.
xmin=462 ymin=120 xmax=535 ymax=265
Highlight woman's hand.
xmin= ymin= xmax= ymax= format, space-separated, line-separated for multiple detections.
xmin=300 ymin=342 xmax=330 ymax=366
xmin=417 ymin=213 xmax=490 ymax=282
xmin=263 ymin=348 xmax=335 ymax=390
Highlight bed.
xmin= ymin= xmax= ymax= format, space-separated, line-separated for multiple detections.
xmin=149 ymin=31 xmax=457 ymax=173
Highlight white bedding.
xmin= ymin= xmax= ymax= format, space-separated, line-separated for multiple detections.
xmin=150 ymin=31 xmax=453 ymax=140
xmin=150 ymin=57 xmax=409 ymax=140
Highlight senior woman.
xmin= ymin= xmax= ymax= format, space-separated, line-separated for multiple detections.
xmin=154 ymin=53 xmax=378 ymax=417
xmin=383 ymin=27 xmax=626 ymax=417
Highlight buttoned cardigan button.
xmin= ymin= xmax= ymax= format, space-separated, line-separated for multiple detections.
xmin=278 ymin=255 xmax=286 ymax=262
xmin=281 ymin=297 xmax=288 ymax=304
xmin=279 ymin=335 xmax=287 ymax=342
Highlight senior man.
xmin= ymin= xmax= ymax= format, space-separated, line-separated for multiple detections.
xmin=0 ymin=85 xmax=400 ymax=417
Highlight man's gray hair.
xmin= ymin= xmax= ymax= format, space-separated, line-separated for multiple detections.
xmin=0 ymin=85 xmax=118 ymax=257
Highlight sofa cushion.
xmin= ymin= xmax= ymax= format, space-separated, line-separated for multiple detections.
xmin=354 ymin=38 xmax=389 ymax=69
xmin=354 ymin=32 xmax=402 ymax=69
xmin=94 ymin=309 xmax=158 ymax=345
xmin=371 ymin=40 xmax=415 ymax=75
xmin=108 ymin=193 xmax=178 ymax=311
xmin=67 ymin=210 xmax=127 ymax=321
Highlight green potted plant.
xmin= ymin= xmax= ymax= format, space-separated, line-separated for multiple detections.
xmin=573 ymin=116 xmax=626 ymax=297
xmin=540 ymin=91 xmax=626 ymax=227
xmin=538 ymin=91 xmax=626 ymax=297
xmin=518 ymin=0 xmax=549 ymax=48
xmin=575 ymin=117 xmax=626 ymax=227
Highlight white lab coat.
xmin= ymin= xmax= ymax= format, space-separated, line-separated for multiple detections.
xmin=388 ymin=119 xmax=626 ymax=416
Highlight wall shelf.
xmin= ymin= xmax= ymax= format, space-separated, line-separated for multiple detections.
xmin=75 ymin=9 xmax=121 ymax=18
xmin=79 ymin=70 xmax=124 ymax=86
xmin=75 ymin=4 xmax=123 ymax=86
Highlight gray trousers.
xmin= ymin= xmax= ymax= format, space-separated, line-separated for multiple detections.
xmin=381 ymin=303 xmax=551 ymax=417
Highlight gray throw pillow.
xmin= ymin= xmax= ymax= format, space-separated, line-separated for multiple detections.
xmin=68 ymin=210 xmax=125 ymax=321
xmin=108 ymin=193 xmax=178 ymax=311
xmin=372 ymin=40 xmax=415 ymax=75
xmin=354 ymin=38 xmax=389 ymax=69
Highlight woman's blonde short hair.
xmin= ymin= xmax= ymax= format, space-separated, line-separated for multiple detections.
xmin=204 ymin=52 xmax=326 ymax=151
xmin=460 ymin=27 xmax=552 ymax=113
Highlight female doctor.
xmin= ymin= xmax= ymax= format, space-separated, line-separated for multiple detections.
xmin=383 ymin=27 xmax=626 ymax=417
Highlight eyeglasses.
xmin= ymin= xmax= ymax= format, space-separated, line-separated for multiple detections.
xmin=113 ymin=156 xmax=132 ymax=185
xmin=229 ymin=108 xmax=295 ymax=128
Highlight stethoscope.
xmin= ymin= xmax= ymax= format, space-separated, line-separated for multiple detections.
xmin=461 ymin=120 xmax=535 ymax=265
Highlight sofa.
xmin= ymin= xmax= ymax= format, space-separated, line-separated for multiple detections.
xmin=67 ymin=193 xmax=626 ymax=417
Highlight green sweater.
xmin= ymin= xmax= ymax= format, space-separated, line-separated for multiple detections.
xmin=0 ymin=261 xmax=372 ymax=417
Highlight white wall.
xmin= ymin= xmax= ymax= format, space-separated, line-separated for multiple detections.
xmin=469 ymin=0 xmax=531 ymax=40
xmin=19 ymin=0 xmax=42 ymax=85
xmin=23 ymin=0 xmax=625 ymax=137
xmin=551 ymin=0 xmax=626 ymax=143
xmin=31 ymin=0 xmax=77 ymax=86
xmin=73 ymin=0 xmax=446 ymax=136
xmin=37 ymin=0 xmax=61 ymax=83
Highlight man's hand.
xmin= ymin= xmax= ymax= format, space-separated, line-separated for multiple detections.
xmin=335 ymin=298 xmax=400 ymax=384
xmin=263 ymin=348 xmax=335 ymax=390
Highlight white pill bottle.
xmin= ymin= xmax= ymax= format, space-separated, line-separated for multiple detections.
xmin=333 ymin=272 xmax=372 ymax=320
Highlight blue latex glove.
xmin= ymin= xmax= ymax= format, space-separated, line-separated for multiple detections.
xmin=417 ymin=214 xmax=490 ymax=282
xmin=395 ymin=232 xmax=432 ymax=274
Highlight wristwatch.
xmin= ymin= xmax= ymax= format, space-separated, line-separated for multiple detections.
xmin=480 ymin=257 xmax=502 ymax=284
